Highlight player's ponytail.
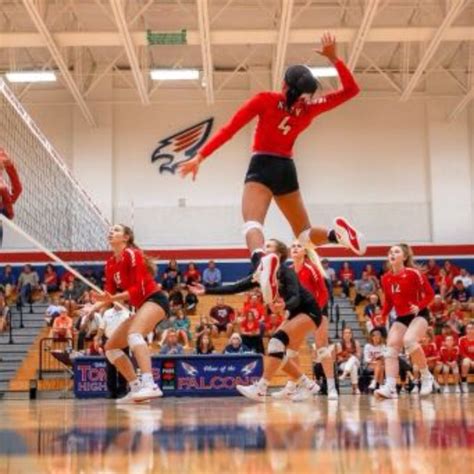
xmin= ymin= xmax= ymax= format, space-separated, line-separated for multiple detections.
xmin=284 ymin=64 xmax=320 ymax=111
xmin=397 ymin=243 xmax=416 ymax=269
xmin=121 ymin=225 xmax=157 ymax=277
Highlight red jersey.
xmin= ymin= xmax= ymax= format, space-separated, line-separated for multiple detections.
xmin=435 ymin=333 xmax=459 ymax=350
xmin=264 ymin=313 xmax=284 ymax=332
xmin=294 ymin=260 xmax=329 ymax=310
xmin=440 ymin=346 xmax=459 ymax=363
xmin=459 ymin=336 xmax=474 ymax=361
xmin=242 ymin=302 xmax=266 ymax=320
xmin=422 ymin=342 xmax=439 ymax=361
xmin=199 ymin=60 xmax=359 ymax=159
xmin=0 ymin=162 xmax=22 ymax=219
xmin=338 ymin=268 xmax=355 ymax=282
xmin=61 ymin=271 xmax=75 ymax=285
xmin=105 ymin=247 xmax=158 ymax=308
xmin=241 ymin=318 xmax=260 ymax=334
xmin=370 ymin=311 xmax=387 ymax=328
xmin=429 ymin=300 xmax=447 ymax=315
xmin=381 ymin=267 xmax=435 ymax=318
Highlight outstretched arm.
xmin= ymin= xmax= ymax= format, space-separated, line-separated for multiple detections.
xmin=191 ymin=275 xmax=258 ymax=296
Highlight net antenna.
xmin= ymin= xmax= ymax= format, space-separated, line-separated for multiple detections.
xmin=0 ymin=78 xmax=112 ymax=298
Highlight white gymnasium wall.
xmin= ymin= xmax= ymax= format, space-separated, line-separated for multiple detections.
xmin=5 ymin=85 xmax=473 ymax=249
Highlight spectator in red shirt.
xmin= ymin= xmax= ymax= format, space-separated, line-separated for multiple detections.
xmin=429 ymin=295 xmax=448 ymax=334
xmin=436 ymin=269 xmax=454 ymax=300
xmin=460 ymin=322 xmax=474 ymax=393
xmin=443 ymin=260 xmax=460 ymax=279
xmin=242 ymin=292 xmax=266 ymax=321
xmin=240 ymin=310 xmax=264 ymax=354
xmin=209 ymin=297 xmax=235 ymax=336
xmin=337 ymin=261 xmax=355 ymax=298
xmin=264 ymin=311 xmax=284 ymax=336
xmin=435 ymin=324 xmax=459 ymax=350
xmin=184 ymin=262 xmax=201 ymax=286
xmin=439 ymin=335 xmax=460 ymax=393
xmin=42 ymin=264 xmax=59 ymax=296
xmin=60 ymin=270 xmax=75 ymax=293
xmin=50 ymin=306 xmax=73 ymax=341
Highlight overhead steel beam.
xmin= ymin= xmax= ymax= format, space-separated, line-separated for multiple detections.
xmin=272 ymin=0 xmax=294 ymax=90
xmin=400 ymin=0 xmax=468 ymax=101
xmin=196 ymin=0 xmax=214 ymax=104
xmin=347 ymin=0 xmax=380 ymax=71
xmin=109 ymin=0 xmax=149 ymax=105
xmin=2 ymin=27 xmax=474 ymax=49
xmin=21 ymin=0 xmax=96 ymax=126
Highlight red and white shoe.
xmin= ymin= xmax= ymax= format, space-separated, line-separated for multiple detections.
xmin=254 ymin=253 xmax=280 ymax=304
xmin=333 ymin=217 xmax=367 ymax=256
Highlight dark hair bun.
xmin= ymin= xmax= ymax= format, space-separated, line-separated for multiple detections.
xmin=284 ymin=64 xmax=320 ymax=110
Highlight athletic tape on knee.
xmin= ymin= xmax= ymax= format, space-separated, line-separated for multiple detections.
xmin=127 ymin=332 xmax=146 ymax=350
xmin=404 ymin=340 xmax=421 ymax=355
xmin=382 ymin=346 xmax=399 ymax=359
xmin=286 ymin=348 xmax=299 ymax=359
xmin=242 ymin=220 xmax=264 ymax=237
xmin=316 ymin=346 xmax=332 ymax=362
xmin=297 ymin=228 xmax=311 ymax=246
xmin=105 ymin=349 xmax=125 ymax=363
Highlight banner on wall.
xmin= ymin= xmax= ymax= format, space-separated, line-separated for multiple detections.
xmin=151 ymin=118 xmax=214 ymax=174
xmin=73 ymin=354 xmax=263 ymax=398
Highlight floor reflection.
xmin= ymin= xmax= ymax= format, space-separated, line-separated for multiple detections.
xmin=0 ymin=396 xmax=473 ymax=473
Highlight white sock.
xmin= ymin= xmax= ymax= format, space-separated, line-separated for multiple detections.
xmin=257 ymin=378 xmax=269 ymax=391
xmin=386 ymin=376 xmax=397 ymax=389
xmin=130 ymin=379 xmax=141 ymax=392
xmin=420 ymin=368 xmax=431 ymax=378
xmin=327 ymin=378 xmax=336 ymax=391
xmin=141 ymin=372 xmax=154 ymax=386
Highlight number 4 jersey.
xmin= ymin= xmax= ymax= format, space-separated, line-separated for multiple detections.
xmin=198 ymin=59 xmax=359 ymax=160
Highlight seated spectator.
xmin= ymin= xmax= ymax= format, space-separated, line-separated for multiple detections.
xmin=202 ymin=260 xmax=222 ymax=288
xmin=195 ymin=315 xmax=218 ymax=339
xmin=76 ymin=306 xmax=101 ymax=351
xmin=446 ymin=308 xmax=464 ymax=336
xmin=50 ymin=306 xmax=72 ymax=341
xmin=86 ymin=339 xmax=104 ymax=356
xmin=354 ymin=271 xmax=377 ymax=307
xmin=42 ymin=264 xmax=59 ymax=296
xmin=337 ymin=262 xmax=355 ymax=298
xmin=209 ymin=297 xmax=235 ymax=337
xmin=443 ymin=260 xmax=460 ymax=280
xmin=159 ymin=329 xmax=184 ymax=355
xmin=183 ymin=262 xmax=201 ymax=286
xmin=0 ymin=294 xmax=10 ymax=333
xmin=161 ymin=259 xmax=181 ymax=291
xmin=196 ymin=333 xmax=215 ymax=355
xmin=363 ymin=294 xmax=387 ymax=338
xmin=156 ymin=314 xmax=177 ymax=346
xmin=439 ymin=335 xmax=461 ymax=393
xmin=0 ymin=264 xmax=16 ymax=300
xmin=448 ymin=280 xmax=472 ymax=310
xmin=336 ymin=327 xmax=361 ymax=394
xmin=321 ymin=259 xmax=336 ymax=304
xmin=435 ymin=324 xmax=459 ymax=350
xmin=240 ymin=310 xmax=264 ymax=354
xmin=363 ymin=329 xmax=386 ymax=391
xmin=17 ymin=264 xmax=41 ymax=307
xmin=242 ymin=292 xmax=266 ymax=321
xmin=429 ymin=295 xmax=448 ymax=334
xmin=83 ymin=268 xmax=99 ymax=287
xmin=264 ymin=311 xmax=284 ymax=336
xmin=60 ymin=269 xmax=75 ymax=292
xmin=169 ymin=288 xmax=184 ymax=313
xmin=44 ymin=295 xmax=62 ymax=326
xmin=173 ymin=309 xmax=192 ymax=348
xmin=460 ymin=323 xmax=474 ymax=393
xmin=363 ymin=264 xmax=380 ymax=287
xmin=453 ymin=268 xmax=473 ymax=296
xmin=223 ymin=333 xmax=250 ymax=354
xmin=414 ymin=332 xmax=441 ymax=392
xmin=425 ymin=259 xmax=440 ymax=291
xmin=184 ymin=289 xmax=199 ymax=314
xmin=436 ymin=269 xmax=454 ymax=299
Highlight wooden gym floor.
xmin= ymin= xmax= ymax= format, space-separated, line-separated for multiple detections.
xmin=0 ymin=394 xmax=473 ymax=473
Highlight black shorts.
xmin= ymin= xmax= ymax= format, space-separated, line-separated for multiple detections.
xmin=143 ymin=291 xmax=170 ymax=316
xmin=395 ymin=308 xmax=429 ymax=328
xmin=245 ymin=154 xmax=299 ymax=196
xmin=288 ymin=301 xmax=323 ymax=328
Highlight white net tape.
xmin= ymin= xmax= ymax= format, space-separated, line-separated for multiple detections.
xmin=0 ymin=78 xmax=109 ymax=251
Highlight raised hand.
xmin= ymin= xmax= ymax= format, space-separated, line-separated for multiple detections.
xmin=315 ymin=32 xmax=337 ymax=63
xmin=179 ymin=154 xmax=202 ymax=181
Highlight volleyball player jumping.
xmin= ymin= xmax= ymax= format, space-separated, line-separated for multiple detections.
xmin=180 ymin=33 xmax=366 ymax=303
xmin=374 ymin=244 xmax=435 ymax=400
xmin=190 ymin=239 xmax=329 ymax=402
xmin=86 ymin=224 xmax=169 ymax=403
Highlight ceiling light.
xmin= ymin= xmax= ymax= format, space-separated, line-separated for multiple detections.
xmin=309 ymin=67 xmax=338 ymax=78
xmin=5 ymin=71 xmax=57 ymax=83
xmin=150 ymin=69 xmax=200 ymax=81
